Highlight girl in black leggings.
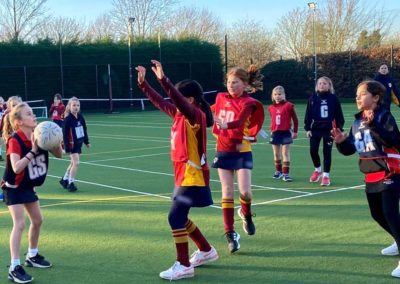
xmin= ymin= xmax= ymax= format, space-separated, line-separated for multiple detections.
xmin=304 ymin=76 xmax=344 ymax=186
xmin=332 ymin=80 xmax=400 ymax=278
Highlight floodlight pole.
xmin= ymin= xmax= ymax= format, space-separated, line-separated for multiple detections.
xmin=308 ymin=2 xmax=317 ymax=85
xmin=128 ymin=17 xmax=135 ymax=106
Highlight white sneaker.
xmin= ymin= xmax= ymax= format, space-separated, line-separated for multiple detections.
xmin=159 ymin=261 xmax=194 ymax=280
xmin=381 ymin=242 xmax=399 ymax=256
xmin=391 ymin=261 xmax=400 ymax=278
xmin=189 ymin=246 xmax=219 ymax=267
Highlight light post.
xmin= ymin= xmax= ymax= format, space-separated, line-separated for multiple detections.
xmin=308 ymin=2 xmax=317 ymax=85
xmin=128 ymin=17 xmax=135 ymax=106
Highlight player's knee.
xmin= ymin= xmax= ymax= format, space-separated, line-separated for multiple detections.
xmin=168 ymin=209 xmax=186 ymax=229
xmin=31 ymin=216 xmax=43 ymax=228
xmin=13 ymin=220 xmax=25 ymax=232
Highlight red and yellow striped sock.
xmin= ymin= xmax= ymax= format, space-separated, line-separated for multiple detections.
xmin=239 ymin=195 xmax=252 ymax=217
xmin=275 ymin=159 xmax=282 ymax=172
xmin=172 ymin=228 xmax=190 ymax=267
xmin=222 ymin=198 xmax=234 ymax=232
xmin=283 ymin=161 xmax=290 ymax=174
xmin=185 ymin=219 xmax=211 ymax=252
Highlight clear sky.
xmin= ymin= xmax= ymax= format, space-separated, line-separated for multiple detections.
xmin=46 ymin=0 xmax=400 ymax=30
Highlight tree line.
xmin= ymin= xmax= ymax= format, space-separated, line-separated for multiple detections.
xmin=0 ymin=0 xmax=398 ymax=70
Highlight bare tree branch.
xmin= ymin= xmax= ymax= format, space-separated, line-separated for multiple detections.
xmin=0 ymin=0 xmax=49 ymax=41
xmin=164 ymin=6 xmax=224 ymax=43
xmin=110 ymin=0 xmax=177 ymax=39
xmin=36 ymin=16 xmax=85 ymax=43
xmin=227 ymin=18 xmax=277 ymax=68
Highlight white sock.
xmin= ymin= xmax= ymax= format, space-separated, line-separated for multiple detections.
xmin=315 ymin=167 xmax=321 ymax=173
xmin=63 ymin=174 xmax=69 ymax=180
xmin=10 ymin=259 xmax=20 ymax=271
xmin=28 ymin=248 xmax=38 ymax=258
xmin=323 ymin=172 xmax=330 ymax=177
xmin=68 ymin=177 xmax=75 ymax=184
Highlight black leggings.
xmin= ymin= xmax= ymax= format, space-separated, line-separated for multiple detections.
xmin=366 ymin=189 xmax=400 ymax=246
xmin=168 ymin=198 xmax=190 ymax=230
xmin=309 ymin=135 xmax=333 ymax=172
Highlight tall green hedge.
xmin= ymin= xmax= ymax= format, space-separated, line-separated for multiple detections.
xmin=0 ymin=39 xmax=224 ymax=106
xmin=261 ymin=46 xmax=400 ymax=101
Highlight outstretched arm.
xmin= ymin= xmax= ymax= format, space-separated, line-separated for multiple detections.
xmin=150 ymin=60 xmax=198 ymax=124
xmin=136 ymin=65 xmax=176 ymax=117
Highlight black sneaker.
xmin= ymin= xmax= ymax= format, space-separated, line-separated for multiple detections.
xmin=225 ymin=231 xmax=240 ymax=253
xmin=237 ymin=208 xmax=256 ymax=235
xmin=8 ymin=265 xmax=33 ymax=283
xmin=67 ymin=182 xmax=78 ymax=192
xmin=25 ymin=253 xmax=52 ymax=268
xmin=59 ymin=178 xmax=68 ymax=189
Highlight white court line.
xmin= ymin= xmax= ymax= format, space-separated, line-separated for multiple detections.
xmin=89 ymin=135 xmax=170 ymax=143
xmin=52 ymin=174 xmax=225 ymax=209
xmin=82 ymin=145 xmax=170 ymax=157
xmin=89 ymin=152 xmax=170 ymax=163
xmin=49 ymin=157 xmax=321 ymax=194
xmin=251 ymin=184 xmax=312 ymax=194
xmin=251 ymin=184 xmax=364 ymax=207
xmin=89 ymin=133 xmax=170 ymax=141
xmin=89 ymin=123 xmax=170 ymax=129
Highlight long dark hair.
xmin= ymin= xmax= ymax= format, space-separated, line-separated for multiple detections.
xmin=175 ymin=79 xmax=213 ymax=127
xmin=357 ymin=80 xmax=385 ymax=106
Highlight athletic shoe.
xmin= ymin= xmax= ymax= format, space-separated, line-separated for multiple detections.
xmin=392 ymin=261 xmax=400 ymax=278
xmin=282 ymin=174 xmax=293 ymax=182
xmin=8 ymin=265 xmax=33 ymax=283
xmin=59 ymin=178 xmax=68 ymax=189
xmin=309 ymin=170 xmax=322 ymax=182
xmin=237 ymin=208 xmax=256 ymax=235
xmin=189 ymin=246 xmax=219 ymax=267
xmin=273 ymin=171 xmax=283 ymax=179
xmin=382 ymin=242 xmax=399 ymax=256
xmin=67 ymin=182 xmax=78 ymax=192
xmin=320 ymin=176 xmax=331 ymax=186
xmin=25 ymin=253 xmax=52 ymax=268
xmin=225 ymin=231 xmax=240 ymax=253
xmin=159 ymin=261 xmax=194 ymax=280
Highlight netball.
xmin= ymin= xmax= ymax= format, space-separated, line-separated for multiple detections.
xmin=34 ymin=121 xmax=63 ymax=151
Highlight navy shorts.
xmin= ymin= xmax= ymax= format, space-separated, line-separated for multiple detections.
xmin=53 ymin=120 xmax=64 ymax=128
xmin=3 ymin=187 xmax=38 ymax=206
xmin=66 ymin=142 xmax=83 ymax=154
xmin=212 ymin=151 xmax=253 ymax=170
xmin=173 ymin=186 xmax=213 ymax=208
xmin=269 ymin=130 xmax=293 ymax=145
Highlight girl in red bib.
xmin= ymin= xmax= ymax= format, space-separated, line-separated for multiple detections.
xmin=136 ymin=60 xmax=217 ymax=281
xmin=48 ymin=93 xmax=65 ymax=128
xmin=211 ymin=65 xmax=265 ymax=253
xmin=268 ymin=85 xmax=298 ymax=182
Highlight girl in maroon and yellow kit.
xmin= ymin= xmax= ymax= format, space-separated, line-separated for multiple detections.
xmin=212 ymin=65 xmax=265 ymax=253
xmin=49 ymin=93 xmax=65 ymax=128
xmin=136 ymin=60 xmax=217 ymax=281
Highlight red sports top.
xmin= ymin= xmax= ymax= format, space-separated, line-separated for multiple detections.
xmin=267 ymin=101 xmax=298 ymax=133
xmin=139 ymin=77 xmax=209 ymax=187
xmin=211 ymin=92 xmax=264 ymax=152
xmin=49 ymin=103 xmax=65 ymax=121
